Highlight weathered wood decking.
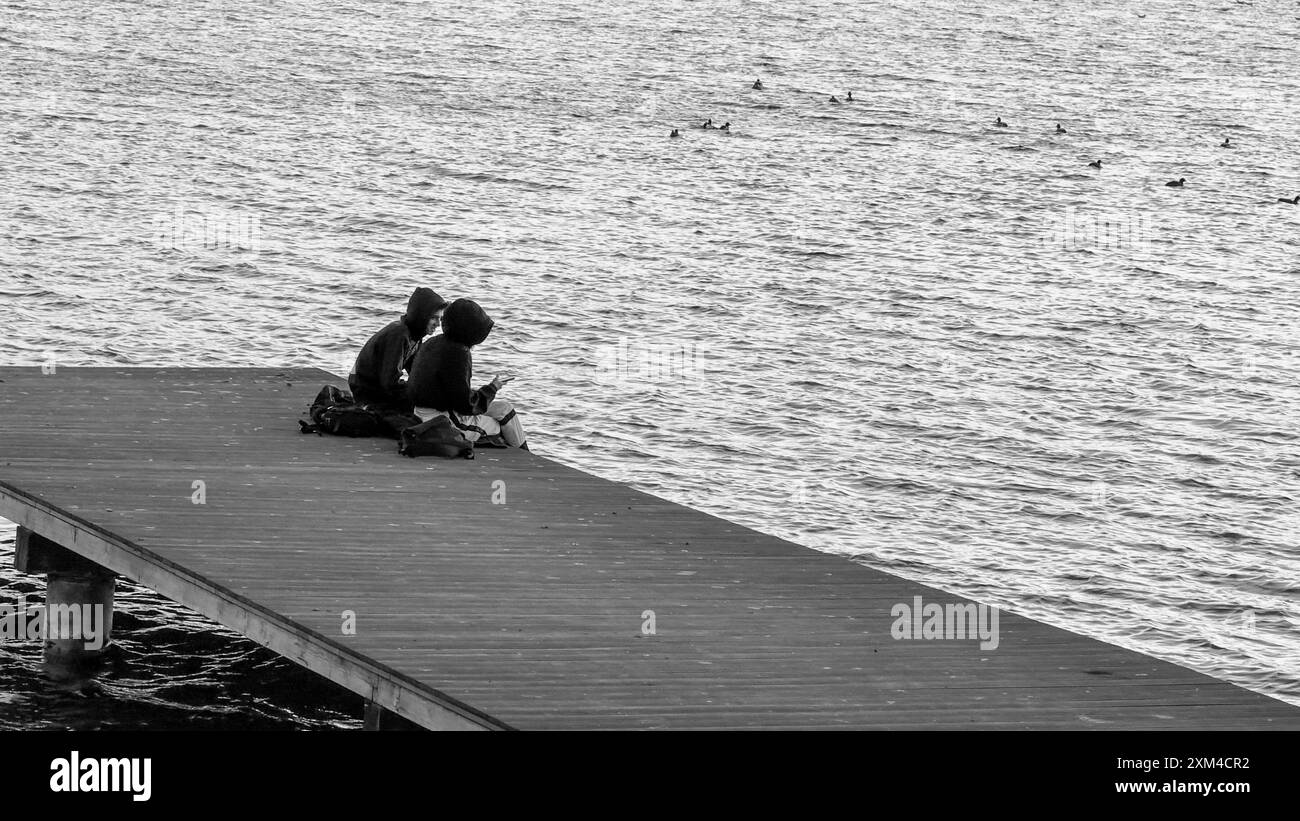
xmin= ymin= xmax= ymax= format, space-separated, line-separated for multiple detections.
xmin=0 ymin=367 xmax=1296 ymax=729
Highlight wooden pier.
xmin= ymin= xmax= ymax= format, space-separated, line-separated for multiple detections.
xmin=1 ymin=367 xmax=1296 ymax=729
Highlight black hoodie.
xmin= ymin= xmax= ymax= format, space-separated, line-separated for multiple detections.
xmin=349 ymin=287 xmax=446 ymax=408
xmin=407 ymin=298 xmax=498 ymax=415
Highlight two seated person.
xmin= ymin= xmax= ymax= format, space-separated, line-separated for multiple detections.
xmin=348 ymin=287 xmax=527 ymax=449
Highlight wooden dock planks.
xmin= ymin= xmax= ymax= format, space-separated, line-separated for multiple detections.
xmin=1 ymin=367 xmax=1297 ymax=730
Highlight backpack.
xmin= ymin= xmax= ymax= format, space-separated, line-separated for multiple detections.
xmin=298 ymin=385 xmax=389 ymax=438
xmin=398 ymin=415 xmax=475 ymax=459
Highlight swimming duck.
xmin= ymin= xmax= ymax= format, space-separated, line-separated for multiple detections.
xmin=1220 ymin=137 xmax=1232 ymax=147
xmin=669 ymin=129 xmax=680 ymax=138
xmin=1088 ymin=160 xmax=1102 ymax=168
xmin=700 ymin=118 xmax=714 ymax=129
xmin=1279 ymin=195 xmax=1299 ymax=204
xmin=1166 ymin=178 xmax=1185 ymax=187
xmin=846 ymin=91 xmax=854 ymax=101
xmin=829 ymin=95 xmax=840 ymax=103
xmin=752 ymin=79 xmax=763 ymax=90
xmin=719 ymin=121 xmax=731 ymax=131
xmin=995 ymin=116 xmax=1008 ymax=127
xmin=1056 ymin=123 xmax=1066 ymax=133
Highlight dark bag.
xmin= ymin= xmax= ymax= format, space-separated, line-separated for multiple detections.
xmin=398 ymin=415 xmax=475 ymax=459
xmin=298 ymin=385 xmax=388 ymax=438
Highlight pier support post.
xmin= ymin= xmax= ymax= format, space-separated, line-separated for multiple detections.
xmin=363 ymin=700 xmax=423 ymax=731
xmin=14 ymin=527 xmax=116 ymax=682
xmin=363 ymin=700 xmax=383 ymax=730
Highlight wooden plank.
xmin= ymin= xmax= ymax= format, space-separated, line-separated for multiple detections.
xmin=0 ymin=367 xmax=1297 ymax=730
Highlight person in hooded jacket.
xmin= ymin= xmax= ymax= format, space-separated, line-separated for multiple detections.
xmin=407 ymin=297 xmax=528 ymax=449
xmin=348 ymin=286 xmax=448 ymax=435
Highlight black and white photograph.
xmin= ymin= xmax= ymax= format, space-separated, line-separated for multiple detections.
xmin=0 ymin=0 xmax=1295 ymax=804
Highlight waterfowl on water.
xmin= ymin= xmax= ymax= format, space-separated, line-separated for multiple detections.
xmin=1221 ymin=137 xmax=1232 ymax=147
xmin=995 ymin=116 xmax=1008 ymax=127
xmin=829 ymin=95 xmax=840 ymax=103
xmin=846 ymin=91 xmax=854 ymax=101
xmin=719 ymin=121 xmax=731 ymax=131
xmin=1279 ymin=195 xmax=1299 ymax=204
xmin=1088 ymin=160 xmax=1102 ymax=168
xmin=752 ymin=78 xmax=763 ymax=90
xmin=669 ymin=129 xmax=680 ymax=138
xmin=699 ymin=118 xmax=714 ymax=129
xmin=1056 ymin=123 xmax=1066 ymax=133
xmin=1166 ymin=178 xmax=1186 ymax=187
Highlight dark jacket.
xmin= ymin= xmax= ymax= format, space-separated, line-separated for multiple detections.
xmin=407 ymin=298 xmax=497 ymax=415
xmin=349 ymin=287 xmax=446 ymax=408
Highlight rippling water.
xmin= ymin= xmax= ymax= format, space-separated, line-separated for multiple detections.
xmin=2 ymin=0 xmax=1298 ymax=727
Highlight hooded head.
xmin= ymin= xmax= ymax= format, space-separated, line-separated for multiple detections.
xmin=403 ymin=287 xmax=448 ymax=339
xmin=440 ymin=298 xmax=494 ymax=347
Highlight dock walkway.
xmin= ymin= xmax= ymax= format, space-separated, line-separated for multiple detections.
xmin=1 ymin=367 xmax=1296 ymax=729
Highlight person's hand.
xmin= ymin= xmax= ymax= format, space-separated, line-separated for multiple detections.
xmin=491 ymin=374 xmax=515 ymax=390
